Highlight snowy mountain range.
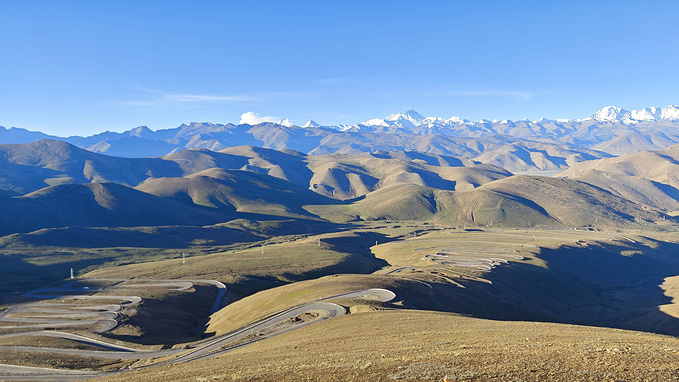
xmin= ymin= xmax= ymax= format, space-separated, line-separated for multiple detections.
xmin=329 ymin=105 xmax=679 ymax=132
xmin=2 ymin=105 xmax=679 ymax=172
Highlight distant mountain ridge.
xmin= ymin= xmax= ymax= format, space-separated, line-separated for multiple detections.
xmin=2 ymin=105 xmax=678 ymax=165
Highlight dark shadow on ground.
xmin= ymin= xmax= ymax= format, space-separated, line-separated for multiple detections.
xmin=102 ymin=285 xmax=216 ymax=346
xmin=279 ymin=231 xmax=392 ymax=282
xmin=0 ymin=217 xmax=342 ymax=249
xmin=420 ymin=237 xmax=679 ymax=336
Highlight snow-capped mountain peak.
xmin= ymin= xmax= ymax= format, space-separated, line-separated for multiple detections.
xmin=278 ymin=118 xmax=294 ymax=127
xmin=302 ymin=120 xmax=321 ymax=128
xmin=363 ymin=118 xmax=389 ymax=127
xmin=385 ymin=109 xmax=425 ymax=123
xmin=661 ymin=105 xmax=679 ymax=120
xmin=592 ymin=106 xmax=628 ymax=122
xmin=591 ymin=105 xmax=679 ymax=123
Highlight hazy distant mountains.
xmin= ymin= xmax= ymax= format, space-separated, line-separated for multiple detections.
xmin=2 ymin=105 xmax=679 ymax=172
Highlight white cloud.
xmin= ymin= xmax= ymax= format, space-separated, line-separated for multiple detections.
xmin=121 ymin=88 xmax=254 ymax=107
xmin=239 ymin=111 xmax=281 ymax=125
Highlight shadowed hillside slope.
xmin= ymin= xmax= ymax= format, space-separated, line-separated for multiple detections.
xmin=0 ymin=182 xmax=228 ymax=235
xmin=0 ymin=140 xmax=182 ymax=193
xmin=560 ymin=144 xmax=679 ymax=212
xmin=308 ymin=175 xmax=673 ymax=229
xmin=0 ymin=141 xmax=677 ymax=235
xmin=136 ymin=168 xmax=334 ymax=219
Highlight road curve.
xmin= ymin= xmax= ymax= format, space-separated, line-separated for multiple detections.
xmin=0 ymin=285 xmax=395 ymax=381
xmin=2 ymin=278 xmax=228 ymax=335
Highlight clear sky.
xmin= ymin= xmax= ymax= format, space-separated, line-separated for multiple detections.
xmin=1 ymin=0 xmax=678 ymax=136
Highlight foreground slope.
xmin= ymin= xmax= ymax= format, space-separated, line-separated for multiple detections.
xmin=91 ymin=310 xmax=679 ymax=382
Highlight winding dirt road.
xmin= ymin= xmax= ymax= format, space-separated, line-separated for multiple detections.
xmin=0 ymin=279 xmax=395 ymax=381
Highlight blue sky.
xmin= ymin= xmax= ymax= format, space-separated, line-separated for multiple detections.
xmin=1 ymin=0 xmax=678 ymax=136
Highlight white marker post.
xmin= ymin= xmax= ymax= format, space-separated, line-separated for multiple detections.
xmin=182 ymin=253 xmax=185 ymax=264
xmin=262 ymin=244 xmax=264 ymax=254
xmin=70 ymin=268 xmax=74 ymax=279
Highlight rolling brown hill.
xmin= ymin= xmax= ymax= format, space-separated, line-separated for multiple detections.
xmin=309 ymin=175 xmax=671 ymax=229
xmin=560 ymin=143 xmax=679 ymax=212
xmin=0 ymin=140 xmax=182 ymax=194
xmin=0 ymin=182 xmax=228 ymax=235
xmin=136 ymin=168 xmax=334 ymax=219
xmin=307 ymin=152 xmax=510 ymax=200
xmin=0 ymin=140 xmax=676 ymax=237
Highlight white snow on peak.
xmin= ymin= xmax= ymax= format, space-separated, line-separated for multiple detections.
xmin=592 ymin=105 xmax=679 ymax=123
xmin=363 ymin=118 xmax=389 ymax=127
xmin=302 ymin=120 xmax=321 ymax=128
xmin=422 ymin=116 xmax=447 ymax=124
xmin=630 ymin=107 xmax=661 ymax=121
xmin=303 ymin=104 xmax=679 ymax=132
xmin=278 ymin=118 xmax=294 ymax=127
xmin=385 ymin=109 xmax=425 ymax=122
xmin=661 ymin=105 xmax=679 ymax=120
xmin=592 ymin=106 xmax=628 ymax=122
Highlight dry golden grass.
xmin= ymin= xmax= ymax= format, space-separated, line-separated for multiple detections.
xmin=83 ymin=233 xmax=369 ymax=282
xmin=371 ymin=228 xmax=624 ymax=271
xmin=661 ymin=275 xmax=679 ymax=319
xmin=91 ymin=309 xmax=679 ymax=381
xmin=206 ymin=274 xmax=411 ymax=336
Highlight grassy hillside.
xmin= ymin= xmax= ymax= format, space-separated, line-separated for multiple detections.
xmin=2 ymin=141 xmax=672 ymax=232
xmin=206 ymin=274 xmax=429 ymax=336
xmin=92 ymin=309 xmax=679 ymax=382
xmin=308 ymin=174 xmax=671 ymax=229
xmin=307 ymin=152 xmax=511 ymax=199
xmin=81 ymin=229 xmax=390 ymax=300
xmin=137 ymin=168 xmax=332 ymax=219
xmin=560 ymin=144 xmax=679 ymax=212
xmin=368 ymin=229 xmax=679 ymax=335
xmin=478 ymin=175 xmax=670 ymax=228
xmin=0 ymin=182 xmax=228 ymax=236
xmin=0 ymin=139 xmax=181 ymax=193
